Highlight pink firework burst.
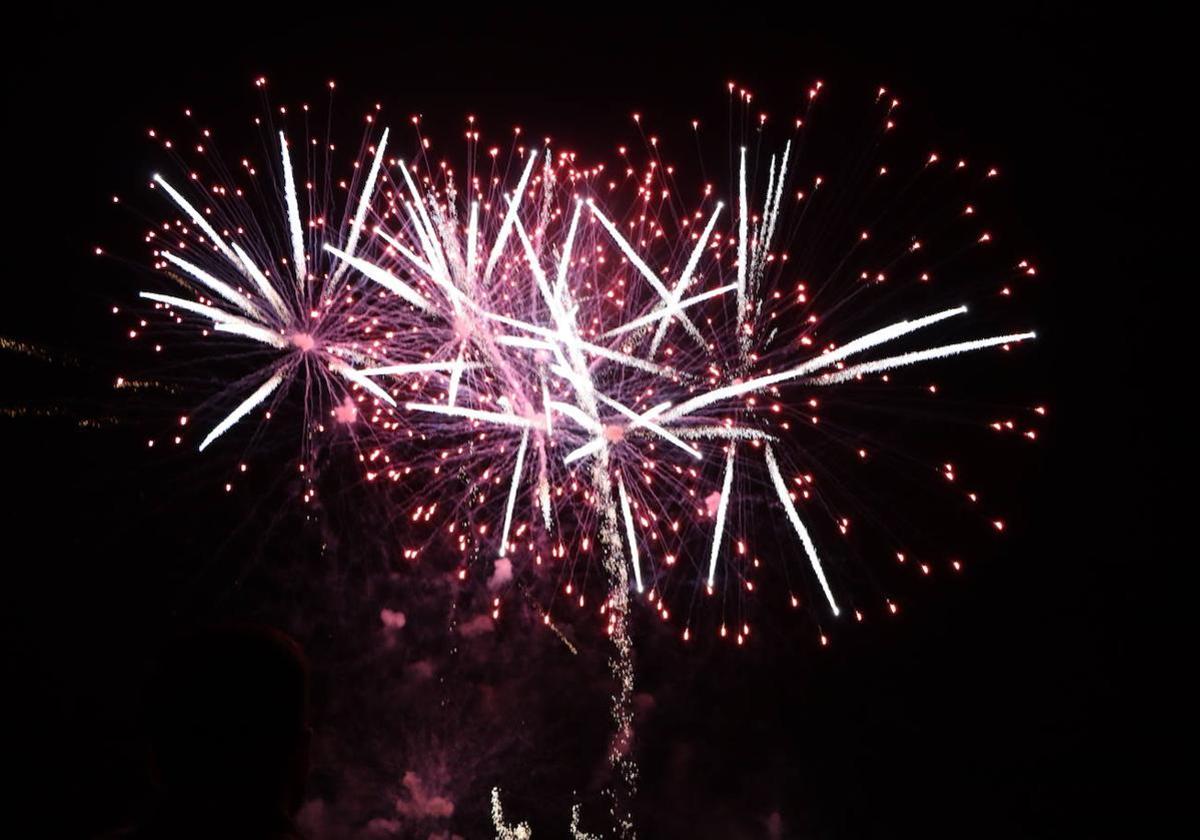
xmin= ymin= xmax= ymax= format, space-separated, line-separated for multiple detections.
xmin=126 ymin=81 xmax=1040 ymax=642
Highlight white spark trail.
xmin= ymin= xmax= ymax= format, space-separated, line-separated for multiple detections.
xmin=501 ymin=328 xmax=675 ymax=379
xmin=594 ymin=392 xmax=700 ymax=460
xmin=751 ymin=152 xmax=777 ymax=286
xmin=278 ymin=131 xmax=307 ymax=282
xmin=563 ymin=401 xmax=673 ymax=465
xmin=498 ymin=428 xmax=530 ymax=557
xmin=606 ymin=283 xmax=736 ymax=340
xmin=817 ymin=306 xmax=970 ymax=366
xmin=496 ymin=335 xmax=557 ymax=353
xmin=475 ymin=310 xmax=555 ymax=338
xmin=229 ymin=243 xmax=289 ymax=320
xmin=152 ymin=174 xmax=243 ymax=269
xmin=660 ymin=306 xmax=972 ymax=422
xmin=616 ymin=474 xmax=644 ymax=593
xmin=762 ymin=154 xmax=777 ymax=242
xmin=447 ymin=349 xmax=466 ymax=406
xmin=137 ymin=292 xmax=282 ymax=346
xmin=374 ymin=227 xmax=435 ymax=278
xmin=764 ymin=444 xmax=839 ymax=616
xmin=675 ymin=425 xmax=776 ymax=441
xmin=548 ymin=399 xmax=603 ymax=434
xmin=563 ymin=437 xmax=605 ymax=465
xmin=323 ymin=245 xmax=432 ymax=312
xmin=707 ymin=445 xmax=737 ymax=587
xmin=393 ymin=205 xmax=471 ymax=309
xmin=198 ymin=371 xmax=284 ymax=452
xmin=331 ymin=127 xmax=389 ymax=284
xmin=484 ymin=151 xmax=539 ymax=283
xmin=753 ymin=140 xmax=790 ymax=281
xmin=735 ymin=147 xmax=749 ymax=325
xmin=540 ymin=375 xmax=552 ymax=438
xmin=574 ymin=341 xmax=676 ymax=378
xmin=466 ymin=200 xmax=479 ymax=282
xmin=211 ymin=321 xmax=290 ymax=349
xmin=586 ymin=200 xmax=704 ymax=343
xmin=396 ymin=162 xmax=453 ymax=290
xmin=538 ymin=472 xmax=553 ymax=529
xmin=648 ymin=203 xmax=724 ymax=354
xmin=328 ymin=360 xmax=397 ymax=406
xmin=555 ymin=200 xmax=583 ymax=301
xmin=160 ymin=252 xmax=264 ymax=320
xmin=138 ymin=291 xmax=243 ymax=325
xmin=809 ymin=332 xmax=1037 ymax=384
xmin=508 ymin=203 xmax=575 ymax=340
xmin=490 ymin=789 xmax=533 ymax=840
xmin=399 ymin=200 xmax=445 ymax=280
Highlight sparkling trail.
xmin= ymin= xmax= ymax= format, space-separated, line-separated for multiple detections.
xmin=648 ymin=203 xmax=725 ymax=354
xmin=152 ymin=173 xmax=243 ymax=269
xmin=498 ymin=428 xmax=530 ymax=558
xmin=330 ymin=127 xmax=389 ymax=285
xmin=660 ymin=306 xmax=975 ymax=422
xmin=374 ymin=227 xmax=435 ymax=279
xmin=764 ymin=443 xmax=838 ymax=616
xmin=810 ymin=331 xmax=1038 ymax=384
xmin=606 ymin=283 xmax=736 ymax=341
xmin=466 ymin=200 xmax=480 ymax=282
xmin=137 ymin=292 xmax=284 ymax=347
xmin=616 ymin=473 xmax=644 ymax=593
xmin=197 ymin=371 xmax=284 ymax=452
xmin=211 ymin=321 xmax=290 ymax=349
xmin=396 ymin=160 xmax=454 ymax=292
xmin=735 ymin=146 xmax=750 ymax=328
xmin=278 ymin=131 xmax=307 ymax=282
xmin=230 ymin=242 xmax=289 ymax=320
xmin=586 ymin=200 xmax=704 ymax=343
xmin=594 ymin=392 xmax=700 ymax=460
xmin=323 ymin=245 xmax=433 ymax=312
xmin=484 ymin=151 xmax=539 ymax=284
xmin=707 ymin=444 xmax=737 ymax=587
xmin=160 ymin=251 xmax=264 ymax=320
xmin=328 ymin=360 xmax=397 ymax=406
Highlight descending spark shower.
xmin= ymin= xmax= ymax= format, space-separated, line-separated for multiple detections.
xmin=122 ymin=81 xmax=1038 ymax=836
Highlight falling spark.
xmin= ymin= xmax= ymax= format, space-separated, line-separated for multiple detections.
xmin=707 ymin=445 xmax=736 ymax=587
xmin=198 ymin=372 xmax=284 ymax=452
xmin=764 ymin=443 xmax=838 ymax=616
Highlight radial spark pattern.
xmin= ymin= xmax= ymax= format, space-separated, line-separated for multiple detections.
xmin=124 ymin=82 xmax=1040 ymax=642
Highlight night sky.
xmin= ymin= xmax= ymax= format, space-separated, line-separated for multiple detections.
xmin=3 ymin=8 xmax=1168 ymax=838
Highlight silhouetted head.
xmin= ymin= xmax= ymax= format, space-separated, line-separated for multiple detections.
xmin=145 ymin=624 xmax=311 ymax=823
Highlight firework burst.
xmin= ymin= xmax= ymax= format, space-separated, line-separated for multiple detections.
xmin=121 ymin=80 xmax=1041 ymax=837
xmin=124 ymin=79 xmax=1045 ymax=645
xmin=133 ymin=95 xmax=420 ymax=500
xmin=339 ymin=91 xmax=1037 ymax=635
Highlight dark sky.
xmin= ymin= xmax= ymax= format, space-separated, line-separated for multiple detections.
xmin=3 ymin=7 xmax=1170 ymax=838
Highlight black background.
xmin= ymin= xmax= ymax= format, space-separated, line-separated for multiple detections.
xmin=3 ymin=6 xmax=1171 ymax=838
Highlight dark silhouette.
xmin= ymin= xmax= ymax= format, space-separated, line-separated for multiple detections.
xmin=123 ymin=624 xmax=311 ymax=839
